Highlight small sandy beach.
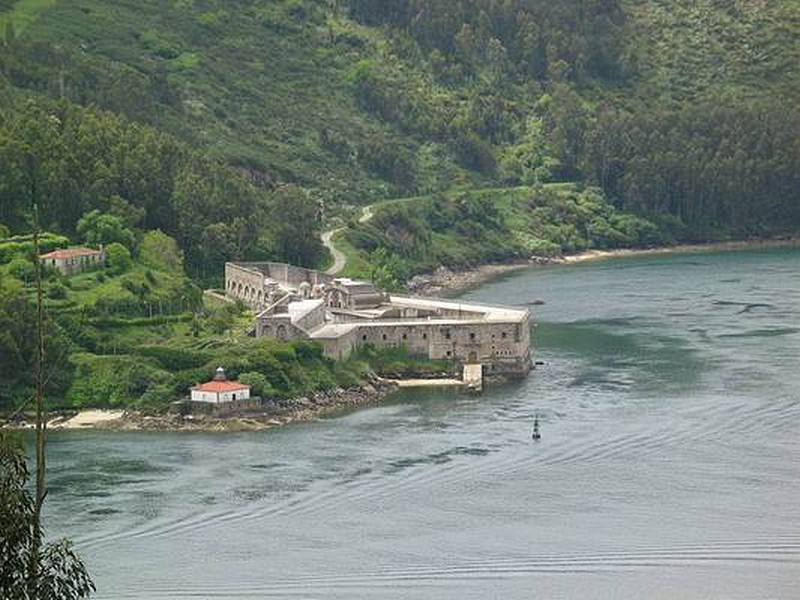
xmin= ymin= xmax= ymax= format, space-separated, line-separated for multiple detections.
xmin=49 ymin=409 xmax=125 ymax=430
xmin=563 ymin=238 xmax=800 ymax=264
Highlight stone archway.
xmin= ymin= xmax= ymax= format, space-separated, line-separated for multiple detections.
xmin=276 ymin=325 xmax=287 ymax=341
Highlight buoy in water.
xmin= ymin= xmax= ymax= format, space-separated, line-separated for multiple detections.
xmin=532 ymin=414 xmax=541 ymax=441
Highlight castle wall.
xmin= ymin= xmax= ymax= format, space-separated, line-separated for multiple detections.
xmin=225 ymin=262 xmax=336 ymax=310
xmin=317 ymin=319 xmax=531 ymax=376
xmin=317 ymin=329 xmax=361 ymax=361
xmin=225 ymin=263 xmax=270 ymax=309
xmin=255 ymin=315 xmax=307 ymax=341
xmin=268 ymin=263 xmax=334 ymax=288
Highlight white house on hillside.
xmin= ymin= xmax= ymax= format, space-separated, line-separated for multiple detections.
xmin=190 ymin=367 xmax=250 ymax=404
xmin=40 ymin=247 xmax=106 ymax=276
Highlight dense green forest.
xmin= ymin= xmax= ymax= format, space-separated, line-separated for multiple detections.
xmin=1 ymin=0 xmax=798 ymax=410
xmin=3 ymin=0 xmax=798 ymax=239
xmin=0 ymin=99 xmax=326 ymax=280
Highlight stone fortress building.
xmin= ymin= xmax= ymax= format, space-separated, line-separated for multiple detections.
xmin=225 ymin=262 xmax=532 ymax=378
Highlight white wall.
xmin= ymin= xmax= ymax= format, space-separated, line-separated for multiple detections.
xmin=219 ymin=389 xmax=250 ymax=402
xmin=191 ymin=388 xmax=251 ymax=403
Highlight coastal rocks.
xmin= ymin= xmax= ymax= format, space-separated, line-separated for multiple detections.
xmin=407 ymin=259 xmax=554 ymax=296
xmin=33 ymin=379 xmax=401 ymax=433
xmin=112 ymin=411 xmax=186 ymax=431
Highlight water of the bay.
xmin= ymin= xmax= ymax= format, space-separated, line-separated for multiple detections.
xmin=45 ymin=248 xmax=800 ymax=599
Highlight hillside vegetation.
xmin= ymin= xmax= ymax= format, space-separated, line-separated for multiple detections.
xmin=2 ymin=1 xmax=797 ymax=244
xmin=0 ymin=236 xmax=374 ymax=411
xmin=341 ymin=184 xmax=661 ymax=286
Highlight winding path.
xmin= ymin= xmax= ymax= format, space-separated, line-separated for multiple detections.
xmin=322 ymin=228 xmax=346 ymax=275
xmin=322 ymin=204 xmax=376 ymax=275
xmin=321 ymin=185 xmax=560 ymax=275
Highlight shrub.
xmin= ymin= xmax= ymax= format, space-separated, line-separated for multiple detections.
xmin=139 ymin=230 xmax=184 ymax=274
xmin=334 ymin=360 xmax=371 ymax=388
xmin=294 ymin=340 xmax=324 ymax=362
xmin=238 ymin=371 xmax=276 ymax=397
xmin=136 ymin=346 xmax=211 ymax=370
xmin=6 ymin=257 xmax=34 ymax=283
xmin=205 ymin=305 xmax=236 ymax=334
xmin=105 ymin=242 xmax=133 ymax=274
xmin=0 ymin=233 xmax=70 ymax=264
xmin=66 ymin=354 xmax=171 ymax=408
xmin=47 ymin=283 xmax=68 ymax=300
xmin=136 ymin=385 xmax=176 ymax=410
xmin=517 ymin=234 xmax=561 ymax=257
xmin=77 ymin=210 xmax=136 ymax=248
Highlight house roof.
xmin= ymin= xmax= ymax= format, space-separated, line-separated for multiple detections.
xmin=191 ymin=380 xmax=250 ymax=393
xmin=40 ymin=247 xmax=103 ymax=260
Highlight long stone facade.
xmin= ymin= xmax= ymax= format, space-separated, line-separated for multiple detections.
xmin=226 ymin=262 xmax=532 ymax=377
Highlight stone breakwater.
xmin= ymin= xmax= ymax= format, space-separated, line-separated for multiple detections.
xmin=8 ymin=380 xmax=399 ymax=433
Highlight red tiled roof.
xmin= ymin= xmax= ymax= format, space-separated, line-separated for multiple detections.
xmin=191 ymin=380 xmax=250 ymax=393
xmin=40 ymin=247 xmax=103 ymax=260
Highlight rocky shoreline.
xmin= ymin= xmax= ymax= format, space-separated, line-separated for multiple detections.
xmin=407 ymin=237 xmax=800 ymax=296
xmin=5 ymin=379 xmax=399 ymax=433
xmin=407 ymin=259 xmax=551 ymax=296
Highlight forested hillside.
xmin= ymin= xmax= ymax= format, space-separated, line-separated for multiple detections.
xmin=2 ymin=0 xmax=798 ymax=245
xmin=1 ymin=0 xmax=798 ymax=409
xmin=0 ymin=99 xmax=325 ymax=279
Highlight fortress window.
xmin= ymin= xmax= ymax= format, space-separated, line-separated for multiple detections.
xmin=469 ymin=332 xmax=476 ymax=341
xmin=446 ymin=350 xmax=452 ymax=357
xmin=402 ymin=333 xmax=408 ymax=340
xmin=444 ymin=330 xmax=451 ymax=340
xmin=382 ymin=333 xmax=387 ymax=341
xmin=362 ymin=334 xmax=367 ymax=341
xmin=422 ymin=333 xmax=428 ymax=340
xmin=501 ymin=332 xmax=507 ymax=339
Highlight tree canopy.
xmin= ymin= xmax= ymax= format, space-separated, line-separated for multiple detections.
xmin=0 ymin=432 xmax=95 ymax=599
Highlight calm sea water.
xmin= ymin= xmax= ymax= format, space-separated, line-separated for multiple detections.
xmin=45 ymin=248 xmax=800 ymax=599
